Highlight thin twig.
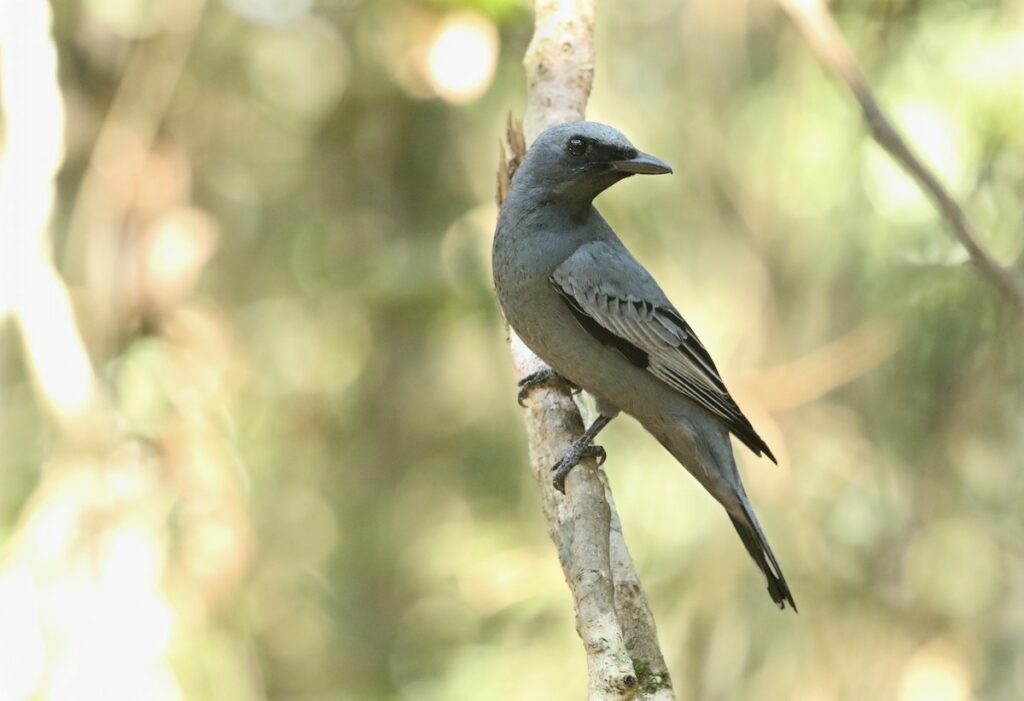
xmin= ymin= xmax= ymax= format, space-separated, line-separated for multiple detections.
xmin=778 ymin=0 xmax=1024 ymax=314
xmin=496 ymin=2 xmax=674 ymax=698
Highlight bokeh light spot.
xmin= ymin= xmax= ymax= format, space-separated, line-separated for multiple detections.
xmin=425 ymin=12 xmax=498 ymax=104
xmin=247 ymin=18 xmax=350 ymax=121
xmin=222 ymin=0 xmax=311 ymax=26
xmin=898 ymin=644 xmax=973 ymax=701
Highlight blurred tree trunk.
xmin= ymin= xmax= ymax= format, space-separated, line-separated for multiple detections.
xmin=496 ymin=2 xmax=674 ymax=699
xmin=0 ymin=2 xmax=252 ymax=698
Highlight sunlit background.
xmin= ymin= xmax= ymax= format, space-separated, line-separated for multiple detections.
xmin=1 ymin=0 xmax=1023 ymax=699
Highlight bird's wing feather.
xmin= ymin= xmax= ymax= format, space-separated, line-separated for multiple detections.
xmin=552 ymin=241 xmax=776 ymax=462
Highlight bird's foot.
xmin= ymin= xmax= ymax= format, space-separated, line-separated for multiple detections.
xmin=517 ymin=368 xmax=574 ymax=406
xmin=552 ymin=442 xmax=606 ymax=493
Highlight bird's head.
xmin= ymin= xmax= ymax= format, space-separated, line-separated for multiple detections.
xmin=515 ymin=121 xmax=672 ymax=204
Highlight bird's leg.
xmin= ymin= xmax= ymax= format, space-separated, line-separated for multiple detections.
xmin=552 ymin=414 xmax=613 ymax=493
xmin=517 ymin=368 xmax=576 ymax=406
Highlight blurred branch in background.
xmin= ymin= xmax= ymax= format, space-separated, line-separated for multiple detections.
xmin=754 ymin=318 xmax=902 ymax=412
xmin=497 ymin=1 xmax=673 ymax=698
xmin=63 ymin=0 xmax=206 ymax=351
xmin=778 ymin=0 xmax=1024 ymax=315
xmin=0 ymin=0 xmax=109 ymax=436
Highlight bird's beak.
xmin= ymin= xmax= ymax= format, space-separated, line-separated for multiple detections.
xmin=610 ymin=151 xmax=673 ymax=175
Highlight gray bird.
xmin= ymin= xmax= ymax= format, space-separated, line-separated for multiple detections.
xmin=493 ymin=121 xmax=795 ymax=610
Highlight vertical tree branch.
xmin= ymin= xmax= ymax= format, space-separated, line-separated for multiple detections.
xmin=778 ymin=0 xmax=1024 ymax=314
xmin=497 ymin=2 xmax=674 ymax=698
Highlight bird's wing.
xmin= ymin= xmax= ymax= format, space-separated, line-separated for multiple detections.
xmin=551 ymin=241 xmax=776 ymax=462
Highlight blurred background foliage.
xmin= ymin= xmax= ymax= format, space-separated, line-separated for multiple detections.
xmin=0 ymin=0 xmax=1023 ymax=699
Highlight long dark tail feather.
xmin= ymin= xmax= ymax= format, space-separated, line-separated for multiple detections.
xmin=728 ymin=502 xmax=797 ymax=612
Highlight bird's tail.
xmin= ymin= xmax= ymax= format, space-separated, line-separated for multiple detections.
xmin=728 ymin=500 xmax=797 ymax=611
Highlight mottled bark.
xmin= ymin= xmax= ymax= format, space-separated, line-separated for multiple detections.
xmin=496 ymin=2 xmax=674 ymax=698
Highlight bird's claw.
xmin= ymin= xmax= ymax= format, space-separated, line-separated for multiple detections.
xmin=552 ymin=444 xmax=606 ymax=493
xmin=517 ymin=369 xmax=572 ymax=406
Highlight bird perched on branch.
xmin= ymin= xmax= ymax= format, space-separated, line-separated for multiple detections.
xmin=493 ymin=121 xmax=795 ymax=610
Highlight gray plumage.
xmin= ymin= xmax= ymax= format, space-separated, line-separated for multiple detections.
xmin=493 ymin=121 xmax=795 ymax=610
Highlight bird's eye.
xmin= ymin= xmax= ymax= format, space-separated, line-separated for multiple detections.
xmin=566 ymin=137 xmax=587 ymax=158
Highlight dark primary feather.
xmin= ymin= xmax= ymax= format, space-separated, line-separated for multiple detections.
xmin=560 ymin=291 xmax=650 ymax=368
xmin=729 ymin=502 xmax=797 ymax=610
xmin=551 ymin=243 xmax=776 ymax=463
